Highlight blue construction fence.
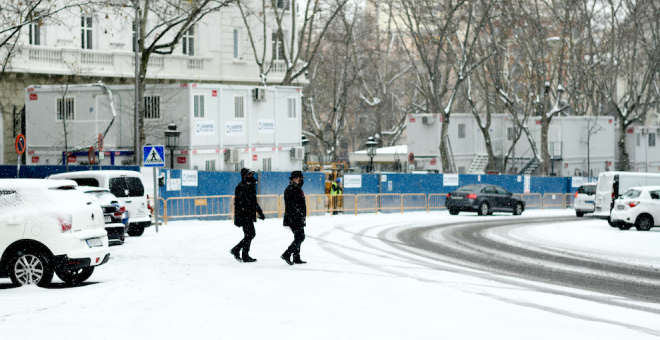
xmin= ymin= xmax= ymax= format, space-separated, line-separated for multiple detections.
xmin=341 ymin=173 xmax=597 ymax=196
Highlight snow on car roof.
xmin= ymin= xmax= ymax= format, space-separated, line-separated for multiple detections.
xmin=48 ymin=170 xmax=142 ymax=178
xmin=76 ymin=186 xmax=110 ymax=193
xmin=627 ymin=186 xmax=660 ymax=191
xmin=0 ymin=178 xmax=78 ymax=190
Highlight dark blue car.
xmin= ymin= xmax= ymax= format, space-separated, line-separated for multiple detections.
xmin=445 ymin=184 xmax=525 ymax=216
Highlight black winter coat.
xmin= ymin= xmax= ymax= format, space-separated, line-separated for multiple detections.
xmin=234 ymin=180 xmax=263 ymax=227
xmin=283 ymin=183 xmax=306 ymax=228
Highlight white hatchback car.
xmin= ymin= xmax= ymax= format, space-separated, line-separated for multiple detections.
xmin=610 ymin=186 xmax=660 ymax=231
xmin=0 ymin=179 xmax=110 ymax=286
xmin=574 ymin=183 xmax=597 ymax=217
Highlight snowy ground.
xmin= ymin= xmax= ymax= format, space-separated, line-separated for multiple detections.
xmin=2 ymin=210 xmax=660 ymax=339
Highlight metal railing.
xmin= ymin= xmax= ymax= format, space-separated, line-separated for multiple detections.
xmin=542 ymin=193 xmax=565 ymax=209
xmin=157 ymin=191 xmax=580 ymax=224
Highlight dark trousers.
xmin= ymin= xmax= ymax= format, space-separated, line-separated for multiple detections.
xmin=285 ymin=227 xmax=305 ymax=256
xmin=233 ymin=223 xmax=256 ymax=255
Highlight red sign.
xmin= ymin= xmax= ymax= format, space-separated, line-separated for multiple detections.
xmin=408 ymin=152 xmax=415 ymax=164
xmin=181 ymin=150 xmax=189 ymax=154
xmin=627 ymin=127 xmax=634 ymax=134
xmin=177 ymin=157 xmax=187 ymax=164
xmin=29 ymin=93 xmax=38 ymax=101
xmin=27 ymin=87 xmax=34 ymax=92
xmin=28 ymin=150 xmax=35 ymax=154
xmin=608 ymin=119 xmax=613 ymax=124
xmin=31 ymin=157 xmax=39 ymax=163
xmin=430 ymin=158 xmax=436 ymax=165
xmin=536 ymin=120 xmax=542 ymax=125
xmin=104 ymin=151 xmax=111 ymax=156
xmin=252 ymin=154 xmax=258 ymax=161
xmin=98 ymin=134 xmax=104 ymax=151
xmin=410 ymin=118 xmax=416 ymax=123
xmin=212 ymin=90 xmax=218 ymax=97
xmin=68 ymin=155 xmax=77 ymax=163
xmin=15 ymin=134 xmax=26 ymax=155
xmin=88 ymin=147 xmax=96 ymax=165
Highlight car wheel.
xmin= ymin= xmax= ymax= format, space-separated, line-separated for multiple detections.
xmin=576 ymin=211 xmax=584 ymax=217
xmin=128 ymin=226 xmax=145 ymax=237
xmin=478 ymin=202 xmax=490 ymax=216
xmin=635 ymin=214 xmax=653 ymax=231
xmin=9 ymin=252 xmax=54 ymax=287
xmin=513 ymin=203 xmax=523 ymax=216
xmin=449 ymin=209 xmax=459 ymax=215
xmin=56 ymin=267 xmax=94 ymax=285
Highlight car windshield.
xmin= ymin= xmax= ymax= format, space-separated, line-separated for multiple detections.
xmin=87 ymin=191 xmax=119 ymax=204
xmin=621 ymin=189 xmax=641 ymax=199
xmin=109 ymin=177 xmax=144 ymax=198
xmin=577 ymin=185 xmax=596 ymax=195
xmin=456 ymin=185 xmax=476 ymax=192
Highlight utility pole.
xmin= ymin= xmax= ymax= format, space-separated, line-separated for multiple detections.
xmin=133 ymin=0 xmax=140 ymax=165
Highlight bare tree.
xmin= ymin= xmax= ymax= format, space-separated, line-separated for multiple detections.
xmin=394 ymin=0 xmax=496 ymax=172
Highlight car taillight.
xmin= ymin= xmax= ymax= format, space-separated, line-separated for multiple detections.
xmin=120 ymin=206 xmax=126 ymax=213
xmin=467 ymin=193 xmax=477 ymax=199
xmin=612 ymin=192 xmax=616 ymax=199
xmin=446 ymin=194 xmax=451 ymax=199
xmin=114 ymin=207 xmax=122 ymax=217
xmin=575 ymin=192 xmax=579 ymax=198
xmin=59 ymin=215 xmax=72 ymax=233
xmin=628 ymin=201 xmax=640 ymax=208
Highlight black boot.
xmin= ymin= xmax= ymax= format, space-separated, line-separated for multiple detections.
xmin=242 ymin=252 xmax=257 ymax=263
xmin=293 ymin=255 xmax=307 ymax=264
xmin=280 ymin=251 xmax=294 ymax=265
xmin=230 ymin=248 xmax=242 ymax=262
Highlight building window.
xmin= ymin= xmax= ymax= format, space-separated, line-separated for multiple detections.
xmin=276 ymin=0 xmax=290 ymax=10
xmin=205 ymin=159 xmax=216 ymax=171
xmin=507 ymin=127 xmax=517 ymax=141
xmin=193 ymin=94 xmax=205 ymax=118
xmin=57 ymin=97 xmax=75 ymax=120
xmin=29 ymin=22 xmax=41 ymax=45
xmin=263 ymin=157 xmax=272 ymax=171
xmin=272 ymin=32 xmax=285 ymax=60
xmin=287 ymin=97 xmax=296 ymax=119
xmin=144 ymin=96 xmax=160 ymax=119
xmin=235 ymin=160 xmax=245 ymax=172
xmin=458 ymin=166 xmax=466 ymax=174
xmin=183 ymin=26 xmax=194 ymax=56
xmin=234 ymin=96 xmax=245 ymax=119
xmin=458 ymin=124 xmax=466 ymax=139
xmin=81 ymin=16 xmax=93 ymax=49
xmin=636 ymin=133 xmax=641 ymax=147
xmin=649 ymin=133 xmax=656 ymax=147
xmin=233 ymin=29 xmax=240 ymax=59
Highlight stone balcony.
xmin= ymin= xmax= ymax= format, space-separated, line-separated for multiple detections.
xmin=9 ymin=44 xmax=308 ymax=85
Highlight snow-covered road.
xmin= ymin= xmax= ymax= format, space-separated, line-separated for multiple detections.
xmin=1 ymin=210 xmax=659 ymax=339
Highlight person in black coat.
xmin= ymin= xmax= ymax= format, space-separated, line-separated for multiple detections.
xmin=230 ymin=168 xmax=265 ymax=263
xmin=281 ymin=171 xmax=307 ymax=265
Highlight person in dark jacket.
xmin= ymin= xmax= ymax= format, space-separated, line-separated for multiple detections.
xmin=281 ymin=171 xmax=307 ymax=265
xmin=230 ymin=168 xmax=265 ymax=263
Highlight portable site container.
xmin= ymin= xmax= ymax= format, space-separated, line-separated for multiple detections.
xmin=24 ymin=83 xmax=304 ymax=172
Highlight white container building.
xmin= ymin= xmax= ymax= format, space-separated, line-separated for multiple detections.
xmin=24 ymin=83 xmax=304 ymax=171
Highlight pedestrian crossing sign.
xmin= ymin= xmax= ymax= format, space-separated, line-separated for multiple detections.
xmin=143 ymin=145 xmax=165 ymax=167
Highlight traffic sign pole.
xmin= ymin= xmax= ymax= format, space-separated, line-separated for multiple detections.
xmin=143 ymin=145 xmax=165 ymax=233
xmin=15 ymin=134 xmax=26 ymax=179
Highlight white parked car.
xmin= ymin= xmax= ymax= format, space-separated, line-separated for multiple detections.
xmin=48 ymin=171 xmax=152 ymax=236
xmin=594 ymin=172 xmax=660 ymax=220
xmin=610 ymin=186 xmax=660 ymax=231
xmin=574 ymin=183 xmax=596 ymax=217
xmin=0 ymin=179 xmax=110 ymax=286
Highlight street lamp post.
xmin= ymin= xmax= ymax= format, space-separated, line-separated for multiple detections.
xmin=164 ymin=124 xmax=181 ymax=169
xmin=301 ymin=135 xmax=310 ymax=171
xmin=366 ymin=136 xmax=378 ymax=173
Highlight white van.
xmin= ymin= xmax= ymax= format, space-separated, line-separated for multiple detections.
xmin=594 ymin=172 xmax=660 ymax=220
xmin=48 ymin=171 xmax=152 ymax=236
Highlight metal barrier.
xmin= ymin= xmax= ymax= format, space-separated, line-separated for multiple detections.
xmin=542 ymin=193 xmax=565 ymax=209
xmin=513 ymin=193 xmax=542 ymax=209
xmin=159 ymin=191 xmax=574 ymax=223
xmin=402 ymin=194 xmax=428 ymax=212
xmin=163 ymin=195 xmax=233 ymax=224
xmin=427 ymin=194 xmax=448 ymax=212
xmin=564 ymin=193 xmax=575 ymax=209
xmin=257 ymin=195 xmax=281 ymax=219
xmin=357 ymin=194 xmax=378 ymax=214
xmin=377 ymin=193 xmax=403 ymax=213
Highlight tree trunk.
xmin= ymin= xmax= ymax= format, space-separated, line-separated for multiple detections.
xmin=540 ymin=116 xmax=550 ymax=176
xmin=617 ymin=123 xmax=630 ymax=171
xmin=439 ymin=115 xmax=451 ymax=172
